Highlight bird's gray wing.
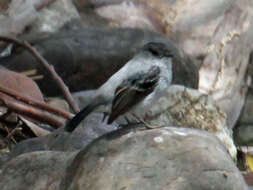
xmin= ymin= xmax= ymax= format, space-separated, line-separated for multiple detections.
xmin=107 ymin=66 xmax=160 ymax=124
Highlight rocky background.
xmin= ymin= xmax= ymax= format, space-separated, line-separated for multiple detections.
xmin=0 ymin=0 xmax=253 ymax=189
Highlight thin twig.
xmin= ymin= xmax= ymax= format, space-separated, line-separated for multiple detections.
xmin=0 ymin=98 xmax=65 ymax=128
xmin=0 ymin=36 xmax=80 ymax=113
xmin=6 ymin=127 xmax=21 ymax=140
xmin=0 ymin=84 xmax=73 ymax=119
xmin=4 ymin=126 xmax=17 ymax=144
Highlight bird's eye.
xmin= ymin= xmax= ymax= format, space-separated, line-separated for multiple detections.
xmin=148 ymin=47 xmax=161 ymax=57
xmin=139 ymin=81 xmax=156 ymax=89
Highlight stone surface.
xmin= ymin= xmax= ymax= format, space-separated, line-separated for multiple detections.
xmin=198 ymin=2 xmax=253 ymax=129
xmin=0 ymin=151 xmax=77 ymax=190
xmin=239 ymin=94 xmax=253 ymax=125
xmin=60 ymin=127 xmax=247 ymax=190
xmin=125 ymin=85 xmax=236 ymax=159
xmin=0 ymin=0 xmax=37 ymax=37
xmin=0 ymin=0 xmax=79 ymax=37
xmin=76 ymin=0 xmax=235 ymax=57
xmin=7 ymin=113 xmax=117 ymax=160
xmin=234 ymin=125 xmax=253 ymax=146
xmin=234 ymin=94 xmax=253 ymax=146
xmin=34 ymin=0 xmax=79 ymax=33
xmin=22 ymin=0 xmax=80 ymax=35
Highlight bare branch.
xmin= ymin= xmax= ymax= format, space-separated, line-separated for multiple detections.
xmin=0 ymin=84 xmax=73 ymax=119
xmin=0 ymin=98 xmax=65 ymax=128
xmin=0 ymin=36 xmax=80 ymax=113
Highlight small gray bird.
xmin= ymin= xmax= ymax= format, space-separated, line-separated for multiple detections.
xmin=65 ymin=42 xmax=175 ymax=132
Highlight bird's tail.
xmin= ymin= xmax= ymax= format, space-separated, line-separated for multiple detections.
xmin=64 ymin=103 xmax=97 ymax=132
xmin=65 ymin=94 xmax=108 ymax=132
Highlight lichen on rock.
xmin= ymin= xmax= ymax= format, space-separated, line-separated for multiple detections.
xmin=137 ymin=85 xmax=236 ymax=159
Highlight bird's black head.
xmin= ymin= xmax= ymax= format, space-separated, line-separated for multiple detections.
xmin=142 ymin=42 xmax=174 ymax=58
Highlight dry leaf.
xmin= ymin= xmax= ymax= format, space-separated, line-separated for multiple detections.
xmin=0 ymin=69 xmax=47 ymax=125
xmin=19 ymin=116 xmax=50 ymax=137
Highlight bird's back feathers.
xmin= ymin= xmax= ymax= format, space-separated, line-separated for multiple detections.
xmin=107 ymin=66 xmax=160 ymax=124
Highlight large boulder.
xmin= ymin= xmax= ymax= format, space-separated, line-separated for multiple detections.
xmin=60 ymin=127 xmax=247 ymax=190
xmin=124 ymin=85 xmax=236 ymax=159
xmin=0 ymin=151 xmax=77 ymax=190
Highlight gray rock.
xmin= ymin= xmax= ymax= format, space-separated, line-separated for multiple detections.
xmin=78 ymin=0 xmax=235 ymax=57
xmin=23 ymin=0 xmax=80 ymax=35
xmin=0 ymin=149 xmax=9 ymax=170
xmin=234 ymin=125 xmax=253 ymax=146
xmin=198 ymin=2 xmax=253 ymax=130
xmin=0 ymin=151 xmax=77 ymax=190
xmin=60 ymin=127 xmax=247 ymax=190
xmin=124 ymin=85 xmax=236 ymax=159
xmin=7 ymin=113 xmax=117 ymax=160
xmin=0 ymin=0 xmax=37 ymax=37
xmin=239 ymin=94 xmax=253 ymax=125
